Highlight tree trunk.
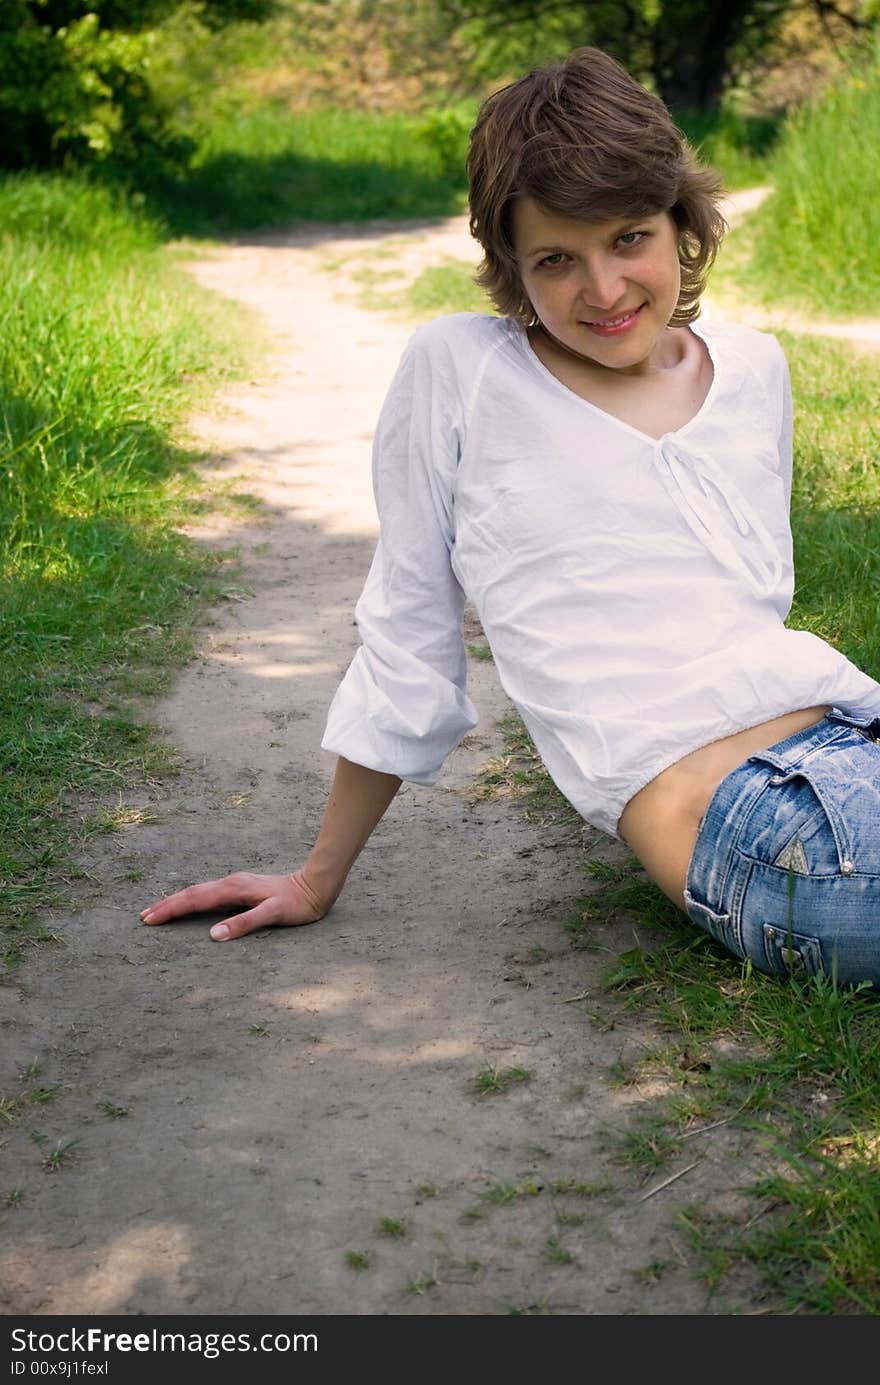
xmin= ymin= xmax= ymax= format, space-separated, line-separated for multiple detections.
xmin=650 ymin=0 xmax=768 ymax=111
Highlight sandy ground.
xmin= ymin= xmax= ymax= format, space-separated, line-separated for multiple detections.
xmin=2 ymin=190 xmax=874 ymax=1318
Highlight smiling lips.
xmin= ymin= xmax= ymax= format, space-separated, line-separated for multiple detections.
xmin=583 ymin=304 xmax=645 ymax=336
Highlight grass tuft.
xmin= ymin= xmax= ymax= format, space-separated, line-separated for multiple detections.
xmin=544 ymin=1235 xmax=573 ymax=1265
xmin=378 ymin=1216 xmax=407 ymax=1239
xmin=479 ymin=1179 xmax=542 ymax=1207
xmin=407 ymin=1272 xmax=438 ymax=1295
xmin=96 ymin=1099 xmax=130 ymax=1119
xmin=42 ymin=1139 xmax=78 ymax=1172
xmin=470 ymin=1063 xmax=533 ymax=1096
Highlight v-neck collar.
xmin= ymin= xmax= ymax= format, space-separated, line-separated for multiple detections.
xmin=513 ymin=316 xmax=719 ymax=446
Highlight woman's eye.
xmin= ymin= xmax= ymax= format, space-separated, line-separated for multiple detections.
xmin=617 ymin=231 xmax=645 ymax=247
xmin=539 ymin=253 xmax=567 ymax=267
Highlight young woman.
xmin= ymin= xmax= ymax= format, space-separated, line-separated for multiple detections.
xmin=142 ymin=48 xmax=880 ymax=985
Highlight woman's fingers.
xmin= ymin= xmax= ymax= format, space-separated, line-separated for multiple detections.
xmin=139 ymin=871 xmax=325 ymax=938
xmin=140 ymin=875 xmax=243 ymax=925
xmin=209 ymin=897 xmax=287 ymax=942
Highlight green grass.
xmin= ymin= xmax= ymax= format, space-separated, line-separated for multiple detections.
xmin=378 ymin=1216 xmax=407 ymax=1239
xmin=466 ymin=640 xmax=494 ymax=660
xmin=406 ymin=262 xmax=489 ymax=318
xmin=554 ymin=1208 xmax=586 ymax=1226
xmin=563 ymin=854 xmax=880 ymax=1312
xmin=42 ymin=1139 xmax=78 ymax=1172
xmin=0 ymin=172 xmax=258 ymax=970
xmin=724 ymin=53 xmax=880 ymax=315
xmin=152 ymin=104 xmax=471 ymax=236
xmin=467 ymin=711 xmax=590 ymax=830
xmin=783 ymin=330 xmax=880 ymax=678
xmin=96 ymin=1099 xmax=129 ymax=1119
xmin=470 ymin=1063 xmax=533 ymax=1095
xmin=476 ymin=1178 xmax=542 ymax=1209
xmin=532 ymin=844 xmax=880 ymax=1314
xmin=544 ymin=1234 xmax=573 ymax=1265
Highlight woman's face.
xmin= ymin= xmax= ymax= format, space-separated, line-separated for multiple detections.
xmin=511 ymin=196 xmax=683 ymax=377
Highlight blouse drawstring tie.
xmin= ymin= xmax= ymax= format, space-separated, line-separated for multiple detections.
xmin=656 ymin=435 xmax=782 ymax=599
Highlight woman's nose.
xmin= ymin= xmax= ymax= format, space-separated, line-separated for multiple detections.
xmin=578 ymin=260 xmax=625 ymax=312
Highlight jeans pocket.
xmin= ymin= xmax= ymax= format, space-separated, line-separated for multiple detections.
xmin=683 ymin=890 xmax=746 ymax=961
xmin=748 ymin=732 xmax=870 ymax=874
xmin=746 ymin=768 xmax=846 ymax=876
xmin=762 ymin=923 xmax=825 ymax=979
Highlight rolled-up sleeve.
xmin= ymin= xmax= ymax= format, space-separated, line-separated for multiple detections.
xmin=321 ymin=325 xmax=478 ymax=781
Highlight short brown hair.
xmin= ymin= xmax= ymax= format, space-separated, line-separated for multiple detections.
xmin=467 ymin=47 xmax=726 ymax=326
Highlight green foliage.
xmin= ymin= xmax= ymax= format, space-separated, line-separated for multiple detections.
xmin=441 ymin=0 xmax=587 ymax=91
xmin=411 ymin=104 xmax=474 ymax=182
xmin=0 ymin=2 xmax=276 ymax=174
xmin=435 ymin=0 xmax=800 ymax=111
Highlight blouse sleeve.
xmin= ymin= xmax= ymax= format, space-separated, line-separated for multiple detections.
xmin=320 ymin=325 xmax=478 ymax=782
xmin=776 ymin=341 xmax=794 ymax=514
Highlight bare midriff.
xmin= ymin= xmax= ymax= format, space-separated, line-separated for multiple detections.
xmin=617 ymin=706 xmax=831 ymax=909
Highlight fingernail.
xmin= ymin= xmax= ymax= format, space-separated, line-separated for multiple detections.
xmin=141 ymin=911 xmax=154 ymax=923
xmin=211 ymin=923 xmax=230 ymax=941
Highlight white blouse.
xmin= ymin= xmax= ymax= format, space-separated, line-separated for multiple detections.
xmin=321 ymin=312 xmax=880 ymax=838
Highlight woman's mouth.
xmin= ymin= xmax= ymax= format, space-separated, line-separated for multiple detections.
xmin=583 ymin=305 xmax=644 ymax=337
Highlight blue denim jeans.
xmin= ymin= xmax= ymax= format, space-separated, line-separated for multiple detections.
xmin=684 ymin=710 xmax=880 ymax=987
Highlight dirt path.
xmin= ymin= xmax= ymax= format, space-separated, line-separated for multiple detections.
xmin=4 ymin=189 xmax=865 ymax=1318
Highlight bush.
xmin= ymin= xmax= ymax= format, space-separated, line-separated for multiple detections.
xmin=0 ymin=1 xmax=274 ymax=175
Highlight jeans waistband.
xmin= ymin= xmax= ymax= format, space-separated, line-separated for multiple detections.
xmin=686 ymin=709 xmax=876 ymax=910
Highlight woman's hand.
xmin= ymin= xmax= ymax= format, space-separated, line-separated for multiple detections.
xmin=140 ymin=869 xmax=329 ymax=942
xmin=139 ymin=759 xmax=401 ymax=943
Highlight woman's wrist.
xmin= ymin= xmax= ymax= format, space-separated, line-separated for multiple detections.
xmin=293 ymin=857 xmax=348 ymax=915
xmin=294 ymin=757 xmax=402 ymax=918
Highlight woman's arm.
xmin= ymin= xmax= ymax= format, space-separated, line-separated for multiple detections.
xmin=143 ymin=324 xmax=475 ymax=944
xmin=139 ymin=756 xmax=401 ymax=941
